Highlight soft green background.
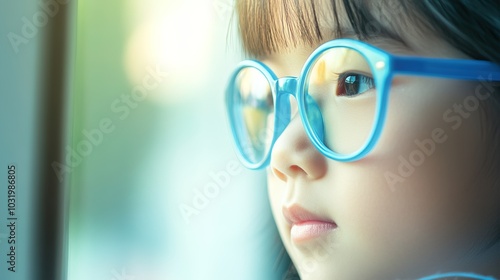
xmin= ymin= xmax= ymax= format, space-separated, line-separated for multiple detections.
xmin=1 ymin=0 xmax=289 ymax=279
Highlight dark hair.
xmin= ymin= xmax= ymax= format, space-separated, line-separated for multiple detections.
xmin=235 ymin=0 xmax=500 ymax=278
xmin=412 ymin=0 xmax=500 ymax=63
xmin=236 ymin=0 xmax=500 ymax=62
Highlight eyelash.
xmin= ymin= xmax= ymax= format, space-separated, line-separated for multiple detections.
xmin=336 ymin=72 xmax=375 ymax=97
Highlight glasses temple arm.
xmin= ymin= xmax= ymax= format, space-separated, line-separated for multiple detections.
xmin=391 ymin=56 xmax=500 ymax=81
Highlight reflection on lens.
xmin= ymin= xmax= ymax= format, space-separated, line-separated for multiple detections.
xmin=304 ymin=47 xmax=377 ymax=155
xmin=233 ymin=67 xmax=274 ymax=164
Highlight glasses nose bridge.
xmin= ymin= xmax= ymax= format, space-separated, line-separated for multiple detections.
xmin=276 ymin=76 xmax=298 ymax=98
xmin=272 ymin=76 xmax=299 ymax=140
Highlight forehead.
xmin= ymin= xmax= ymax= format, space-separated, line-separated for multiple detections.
xmin=236 ymin=0 xmax=425 ymax=57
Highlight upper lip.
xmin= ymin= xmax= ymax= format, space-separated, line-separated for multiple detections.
xmin=282 ymin=204 xmax=336 ymax=225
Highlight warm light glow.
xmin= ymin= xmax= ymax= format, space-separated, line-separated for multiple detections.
xmin=124 ymin=1 xmax=213 ymax=104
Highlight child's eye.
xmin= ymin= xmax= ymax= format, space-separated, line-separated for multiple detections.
xmin=337 ymin=73 xmax=375 ymax=97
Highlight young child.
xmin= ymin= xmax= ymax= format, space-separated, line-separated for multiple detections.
xmin=226 ymin=0 xmax=500 ymax=279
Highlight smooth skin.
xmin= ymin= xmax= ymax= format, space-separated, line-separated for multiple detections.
xmin=262 ymin=7 xmax=500 ymax=280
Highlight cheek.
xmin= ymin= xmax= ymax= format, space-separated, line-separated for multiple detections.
xmin=266 ymin=170 xmax=282 ymax=217
xmin=377 ymin=78 xmax=483 ymax=192
xmin=266 ymin=170 xmax=298 ymax=264
xmin=378 ymin=78 xmax=485 ymax=197
xmin=346 ymin=78 xmax=500 ymax=267
xmin=266 ymin=169 xmax=289 ymax=236
xmin=264 ymin=78 xmax=500 ymax=277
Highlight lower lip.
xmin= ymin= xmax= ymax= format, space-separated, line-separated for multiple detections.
xmin=290 ymin=221 xmax=337 ymax=243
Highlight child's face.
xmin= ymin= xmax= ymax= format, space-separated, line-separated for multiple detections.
xmin=260 ymin=6 xmax=500 ymax=279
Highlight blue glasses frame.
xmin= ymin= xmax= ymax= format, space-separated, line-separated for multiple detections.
xmin=226 ymin=38 xmax=500 ymax=169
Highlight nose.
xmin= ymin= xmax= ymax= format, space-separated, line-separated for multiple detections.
xmin=269 ymin=104 xmax=328 ymax=182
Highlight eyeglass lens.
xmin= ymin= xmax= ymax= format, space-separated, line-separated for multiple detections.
xmin=231 ymin=47 xmax=379 ymax=163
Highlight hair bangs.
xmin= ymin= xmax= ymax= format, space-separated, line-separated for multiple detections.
xmin=341 ymin=0 xmax=421 ymax=45
xmin=236 ymin=0 xmax=423 ymax=57
xmin=236 ymin=0 xmax=324 ymax=57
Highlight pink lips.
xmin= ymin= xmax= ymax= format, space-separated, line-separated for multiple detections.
xmin=282 ymin=205 xmax=337 ymax=243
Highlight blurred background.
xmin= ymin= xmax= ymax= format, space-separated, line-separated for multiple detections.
xmin=0 ymin=0 xmax=290 ymax=279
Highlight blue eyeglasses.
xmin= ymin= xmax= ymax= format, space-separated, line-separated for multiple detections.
xmin=226 ymin=38 xmax=500 ymax=169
